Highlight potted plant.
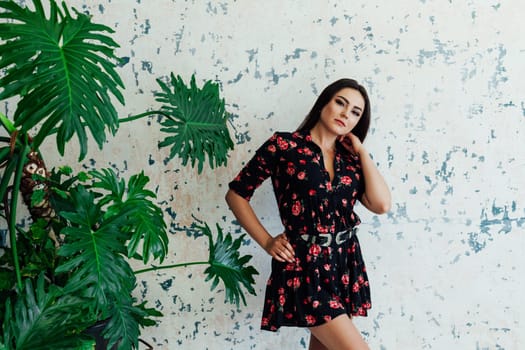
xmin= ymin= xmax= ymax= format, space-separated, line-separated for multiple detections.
xmin=0 ymin=1 xmax=258 ymax=349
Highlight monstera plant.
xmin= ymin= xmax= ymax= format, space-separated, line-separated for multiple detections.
xmin=0 ymin=1 xmax=257 ymax=349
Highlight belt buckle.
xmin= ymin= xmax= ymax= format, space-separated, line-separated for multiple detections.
xmin=335 ymin=226 xmax=358 ymax=245
xmin=300 ymin=227 xmax=358 ymax=247
xmin=335 ymin=230 xmax=347 ymax=245
xmin=300 ymin=233 xmax=331 ymax=246
xmin=318 ymin=233 xmax=331 ymax=247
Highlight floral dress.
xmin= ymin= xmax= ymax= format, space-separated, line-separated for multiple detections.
xmin=228 ymin=130 xmax=371 ymax=331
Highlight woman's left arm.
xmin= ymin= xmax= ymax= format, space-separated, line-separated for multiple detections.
xmin=340 ymin=133 xmax=392 ymax=214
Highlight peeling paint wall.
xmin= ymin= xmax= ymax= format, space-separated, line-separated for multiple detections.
xmin=8 ymin=0 xmax=525 ymax=348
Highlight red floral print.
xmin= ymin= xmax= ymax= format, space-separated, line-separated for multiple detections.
xmin=341 ymin=176 xmax=352 ymax=185
xmin=305 ymin=315 xmax=317 ymax=325
xmin=286 ymin=277 xmax=301 ymax=289
xmin=309 ymin=244 xmax=321 ymax=257
xmin=329 ymin=300 xmax=343 ymax=309
xmin=229 ymin=131 xmax=371 ymax=332
xmin=291 ymin=201 xmax=302 ymax=216
xmin=277 ymin=137 xmax=289 ymax=150
xmin=341 ymin=274 xmax=350 ymax=285
xmin=358 ymin=275 xmax=365 ymax=285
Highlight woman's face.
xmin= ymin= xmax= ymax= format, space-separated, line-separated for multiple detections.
xmin=318 ymin=87 xmax=365 ymax=135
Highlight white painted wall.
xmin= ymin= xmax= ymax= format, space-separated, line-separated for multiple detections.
xmin=22 ymin=0 xmax=525 ymax=349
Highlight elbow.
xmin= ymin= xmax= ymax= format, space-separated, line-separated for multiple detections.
xmin=378 ymin=195 xmax=392 ymax=214
xmin=225 ymin=188 xmax=244 ymax=208
xmin=375 ymin=201 xmax=391 ymax=214
xmin=362 ymin=192 xmax=391 ymax=215
xmin=225 ymin=189 xmax=234 ymax=207
xmin=370 ymin=198 xmax=391 ymax=215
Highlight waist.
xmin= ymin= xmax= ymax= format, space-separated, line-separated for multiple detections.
xmin=299 ymin=226 xmax=359 ymax=247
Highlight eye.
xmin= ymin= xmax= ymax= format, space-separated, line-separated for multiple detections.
xmin=335 ymin=98 xmax=345 ymax=106
xmin=25 ymin=163 xmax=38 ymax=174
xmin=34 ymin=183 xmax=45 ymax=191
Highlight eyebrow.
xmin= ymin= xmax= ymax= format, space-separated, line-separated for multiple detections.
xmin=337 ymin=95 xmax=363 ymax=111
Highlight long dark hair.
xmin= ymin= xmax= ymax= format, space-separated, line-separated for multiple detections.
xmin=297 ymin=78 xmax=371 ymax=142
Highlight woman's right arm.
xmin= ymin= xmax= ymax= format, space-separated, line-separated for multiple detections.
xmin=225 ymin=189 xmax=294 ymax=263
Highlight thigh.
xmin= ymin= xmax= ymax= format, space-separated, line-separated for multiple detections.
xmin=308 ymin=334 xmax=329 ymax=350
xmin=308 ymin=314 xmax=369 ymax=350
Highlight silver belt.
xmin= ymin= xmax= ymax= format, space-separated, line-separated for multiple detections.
xmin=300 ymin=226 xmax=359 ymax=247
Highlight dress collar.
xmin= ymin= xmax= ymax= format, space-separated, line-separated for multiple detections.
xmin=296 ymin=129 xmax=347 ymax=155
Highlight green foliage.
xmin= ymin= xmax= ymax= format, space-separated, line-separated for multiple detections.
xmin=89 ymin=169 xmax=168 ymax=264
xmin=0 ymin=269 xmax=14 ymax=291
xmin=0 ymin=0 xmax=125 ymax=160
xmin=156 ymin=74 xmax=234 ymax=174
xmin=202 ymin=223 xmax=258 ymax=307
xmin=0 ymin=0 xmax=256 ymax=348
xmin=54 ymin=168 xmax=168 ymax=296
xmin=1 ymin=166 xmax=172 ymax=349
xmin=102 ymin=299 xmax=160 ymax=350
xmin=56 ymin=185 xmax=135 ymax=309
xmin=53 ymin=169 xmax=167 ymax=348
xmin=1 ymin=274 xmax=92 ymax=350
xmin=14 ymin=224 xmax=57 ymax=279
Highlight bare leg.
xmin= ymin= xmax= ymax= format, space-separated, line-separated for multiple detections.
xmin=308 ymin=334 xmax=329 ymax=350
xmin=308 ymin=314 xmax=369 ymax=350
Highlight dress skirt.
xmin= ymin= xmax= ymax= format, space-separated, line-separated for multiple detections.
xmin=260 ymin=229 xmax=371 ymax=331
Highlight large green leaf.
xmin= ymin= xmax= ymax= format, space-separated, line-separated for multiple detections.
xmin=102 ymin=298 xmax=161 ymax=350
xmin=1 ymin=274 xmax=92 ymax=350
xmin=52 ymin=172 xmax=167 ymax=348
xmin=0 ymin=0 xmax=125 ymax=160
xmin=55 ymin=185 xmax=134 ymax=312
xmin=202 ymin=223 xmax=258 ymax=307
xmin=156 ymin=74 xmax=234 ymax=174
xmin=89 ymin=168 xmax=169 ymax=264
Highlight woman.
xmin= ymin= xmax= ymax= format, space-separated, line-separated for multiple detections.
xmin=226 ymin=78 xmax=391 ymax=350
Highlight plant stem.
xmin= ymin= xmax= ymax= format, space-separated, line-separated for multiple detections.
xmin=0 ymin=112 xmax=16 ymax=133
xmin=44 ymin=111 xmax=172 ymax=136
xmin=9 ymin=140 xmax=30 ymax=290
xmin=134 ymin=261 xmax=208 ymax=275
xmin=118 ymin=110 xmax=170 ymax=124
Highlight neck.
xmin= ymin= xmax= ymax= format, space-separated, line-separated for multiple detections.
xmin=310 ymin=125 xmax=337 ymax=151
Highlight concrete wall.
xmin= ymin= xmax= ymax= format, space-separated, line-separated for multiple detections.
xmin=14 ymin=0 xmax=525 ymax=349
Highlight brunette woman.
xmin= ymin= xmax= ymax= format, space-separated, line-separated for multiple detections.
xmin=226 ymin=78 xmax=391 ymax=350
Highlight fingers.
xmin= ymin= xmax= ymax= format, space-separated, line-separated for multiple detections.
xmin=348 ymin=133 xmax=362 ymax=147
xmin=338 ymin=136 xmax=354 ymax=153
xmin=269 ymin=234 xmax=295 ymax=263
xmin=339 ymin=133 xmax=361 ymax=155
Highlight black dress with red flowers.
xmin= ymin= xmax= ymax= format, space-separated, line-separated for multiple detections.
xmin=228 ymin=130 xmax=371 ymax=331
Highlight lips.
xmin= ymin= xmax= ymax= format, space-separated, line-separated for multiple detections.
xmin=335 ymin=119 xmax=346 ymax=127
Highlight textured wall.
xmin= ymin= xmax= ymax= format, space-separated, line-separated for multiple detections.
xmin=16 ymin=0 xmax=525 ymax=349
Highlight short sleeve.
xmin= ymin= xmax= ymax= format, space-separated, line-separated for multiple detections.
xmin=228 ymin=133 xmax=280 ymax=201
